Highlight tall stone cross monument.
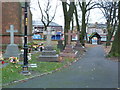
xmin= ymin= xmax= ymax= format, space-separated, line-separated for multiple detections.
xmin=39 ymin=27 xmax=58 ymax=62
xmin=66 ymin=30 xmax=76 ymax=45
xmin=4 ymin=25 xmax=19 ymax=58
xmin=6 ymin=25 xmax=18 ymax=44
xmin=43 ymin=27 xmax=55 ymax=46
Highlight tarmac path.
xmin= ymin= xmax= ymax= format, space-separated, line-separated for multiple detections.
xmin=6 ymin=45 xmax=118 ymax=88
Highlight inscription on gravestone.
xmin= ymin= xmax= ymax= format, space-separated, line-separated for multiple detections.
xmin=4 ymin=25 xmax=19 ymax=58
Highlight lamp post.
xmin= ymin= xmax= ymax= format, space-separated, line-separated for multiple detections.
xmin=22 ymin=1 xmax=30 ymax=75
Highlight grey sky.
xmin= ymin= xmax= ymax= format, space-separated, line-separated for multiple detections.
xmin=30 ymin=0 xmax=106 ymax=27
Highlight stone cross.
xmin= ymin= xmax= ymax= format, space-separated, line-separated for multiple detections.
xmin=43 ymin=27 xmax=55 ymax=45
xmin=6 ymin=25 xmax=18 ymax=44
xmin=66 ymin=30 xmax=76 ymax=45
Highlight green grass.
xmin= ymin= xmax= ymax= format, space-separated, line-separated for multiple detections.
xmin=2 ymin=63 xmax=27 ymax=84
xmin=2 ymin=51 xmax=76 ymax=85
xmin=28 ymin=52 xmax=64 ymax=73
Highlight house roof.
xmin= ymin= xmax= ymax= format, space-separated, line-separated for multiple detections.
xmin=87 ymin=23 xmax=107 ymax=29
xmin=33 ymin=21 xmax=62 ymax=27
xmin=89 ymin=32 xmax=101 ymax=39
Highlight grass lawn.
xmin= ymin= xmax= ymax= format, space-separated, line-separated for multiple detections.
xmin=2 ymin=49 xmax=76 ymax=86
xmin=2 ymin=40 xmax=77 ymax=86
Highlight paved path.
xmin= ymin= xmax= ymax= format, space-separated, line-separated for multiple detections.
xmin=7 ymin=45 xmax=118 ymax=88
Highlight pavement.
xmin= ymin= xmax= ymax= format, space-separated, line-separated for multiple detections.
xmin=6 ymin=45 xmax=119 ymax=88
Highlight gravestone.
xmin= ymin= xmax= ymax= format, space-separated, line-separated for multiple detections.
xmin=59 ymin=30 xmax=78 ymax=60
xmin=39 ymin=27 xmax=59 ymax=62
xmin=74 ymin=31 xmax=86 ymax=52
xmin=4 ymin=25 xmax=19 ymax=58
xmin=57 ymin=40 xmax=64 ymax=52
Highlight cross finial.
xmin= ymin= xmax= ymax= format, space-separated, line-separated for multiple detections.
xmin=6 ymin=25 xmax=18 ymax=44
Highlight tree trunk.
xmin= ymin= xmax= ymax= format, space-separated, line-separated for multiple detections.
xmin=74 ymin=4 xmax=80 ymax=40
xmin=80 ymin=9 xmax=86 ymax=46
xmin=64 ymin=19 xmax=71 ymax=47
xmin=109 ymin=1 xmax=120 ymax=57
xmin=106 ymin=21 xmax=112 ymax=46
xmin=62 ymin=1 xmax=75 ymax=47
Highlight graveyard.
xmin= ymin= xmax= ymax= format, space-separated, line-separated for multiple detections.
xmin=1 ymin=39 xmax=85 ymax=86
xmin=1 ymin=0 xmax=119 ymax=89
xmin=1 ymin=26 xmax=85 ymax=86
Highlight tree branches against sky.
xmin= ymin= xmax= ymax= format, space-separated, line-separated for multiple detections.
xmin=30 ymin=0 xmax=106 ymax=27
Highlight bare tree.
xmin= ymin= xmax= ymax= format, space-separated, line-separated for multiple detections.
xmin=38 ymin=0 xmax=58 ymax=30
xmin=97 ymin=1 xmax=118 ymax=46
xmin=62 ymin=0 xmax=75 ymax=46
xmin=108 ymin=1 xmax=120 ymax=57
xmin=78 ymin=0 xmax=97 ymax=46
xmin=74 ymin=3 xmax=80 ymax=40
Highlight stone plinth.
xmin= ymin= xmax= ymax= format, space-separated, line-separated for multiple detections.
xmin=4 ymin=44 xmax=19 ymax=58
xmin=73 ymin=41 xmax=86 ymax=52
xmin=38 ymin=46 xmax=59 ymax=62
xmin=59 ymin=45 xmax=78 ymax=60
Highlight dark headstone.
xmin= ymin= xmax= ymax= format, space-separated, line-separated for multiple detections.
xmin=57 ymin=40 xmax=64 ymax=51
xmin=74 ymin=40 xmax=86 ymax=52
xmin=59 ymin=45 xmax=78 ymax=59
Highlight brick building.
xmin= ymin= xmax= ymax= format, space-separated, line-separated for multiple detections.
xmin=32 ymin=21 xmax=63 ymax=40
xmin=1 ymin=2 xmax=32 ymax=50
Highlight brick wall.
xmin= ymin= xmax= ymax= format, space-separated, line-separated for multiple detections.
xmin=2 ymin=2 xmax=22 ymax=45
xmin=1 ymin=2 xmax=33 ymax=50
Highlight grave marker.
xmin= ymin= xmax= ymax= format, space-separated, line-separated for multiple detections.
xmin=39 ymin=27 xmax=59 ymax=62
xmin=4 ymin=25 xmax=19 ymax=58
xmin=65 ymin=30 xmax=75 ymax=45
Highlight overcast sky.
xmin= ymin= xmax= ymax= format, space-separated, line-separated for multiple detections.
xmin=30 ymin=0 xmax=106 ymax=27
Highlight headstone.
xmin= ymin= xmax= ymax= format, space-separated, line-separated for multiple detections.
xmin=4 ymin=25 xmax=19 ymax=58
xmin=65 ymin=30 xmax=75 ymax=45
xmin=74 ymin=31 xmax=86 ymax=52
xmin=57 ymin=40 xmax=64 ymax=51
xmin=39 ymin=27 xmax=59 ymax=62
xmin=59 ymin=30 xmax=78 ymax=60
